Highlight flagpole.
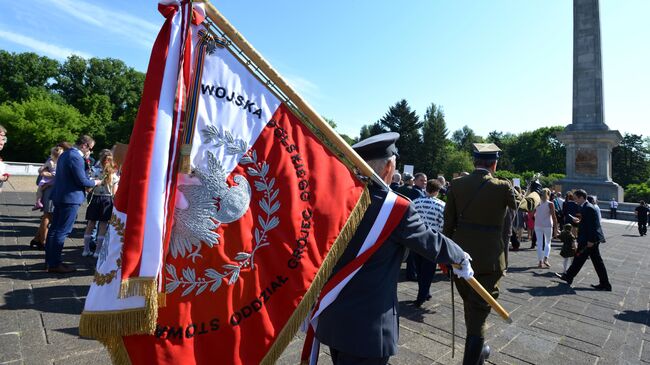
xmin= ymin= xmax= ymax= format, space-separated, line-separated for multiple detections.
xmin=200 ymin=0 xmax=386 ymax=188
xmin=452 ymin=264 xmax=512 ymax=323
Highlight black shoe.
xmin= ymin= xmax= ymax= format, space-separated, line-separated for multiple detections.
xmin=29 ymin=239 xmax=45 ymax=250
xmin=412 ymin=299 xmax=425 ymax=308
xmin=591 ymin=283 xmax=612 ymax=291
xmin=554 ymin=272 xmax=573 ymax=286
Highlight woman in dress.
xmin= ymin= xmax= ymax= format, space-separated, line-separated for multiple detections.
xmin=82 ymin=154 xmax=119 ymax=257
xmin=534 ymin=188 xmax=559 ymax=268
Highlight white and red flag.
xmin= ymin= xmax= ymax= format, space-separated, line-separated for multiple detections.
xmin=80 ymin=1 xmax=370 ymax=364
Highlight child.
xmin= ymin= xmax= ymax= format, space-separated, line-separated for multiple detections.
xmin=558 ymin=223 xmax=577 ymax=274
xmin=83 ymin=154 xmax=119 ymax=258
xmin=32 ymin=146 xmax=63 ymax=210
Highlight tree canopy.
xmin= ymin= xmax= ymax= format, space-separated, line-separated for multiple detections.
xmin=0 ymin=50 xmax=144 ymax=162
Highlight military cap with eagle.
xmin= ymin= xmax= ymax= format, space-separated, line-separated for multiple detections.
xmin=472 ymin=143 xmax=502 ymax=159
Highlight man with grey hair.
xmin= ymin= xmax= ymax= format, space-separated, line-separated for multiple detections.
xmin=316 ymin=132 xmax=473 ymax=365
xmin=390 ymin=171 xmax=401 ymax=190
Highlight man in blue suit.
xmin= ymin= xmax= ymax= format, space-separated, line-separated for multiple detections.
xmin=45 ymin=135 xmax=99 ymax=273
xmin=555 ymin=189 xmax=611 ymax=291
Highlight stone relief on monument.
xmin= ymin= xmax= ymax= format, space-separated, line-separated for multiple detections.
xmin=575 ymin=149 xmax=598 ymax=176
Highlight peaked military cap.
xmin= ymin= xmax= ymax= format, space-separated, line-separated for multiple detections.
xmin=472 ymin=143 xmax=501 ymax=159
xmin=352 ymin=132 xmax=400 ymax=160
xmin=402 ymin=172 xmax=414 ymax=182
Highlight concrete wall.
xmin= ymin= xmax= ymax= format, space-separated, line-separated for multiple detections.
xmin=3 ymin=162 xmax=41 ymax=176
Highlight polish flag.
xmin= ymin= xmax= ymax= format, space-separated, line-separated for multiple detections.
xmin=80 ymin=2 xmax=369 ymax=364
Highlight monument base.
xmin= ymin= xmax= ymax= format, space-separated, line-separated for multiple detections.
xmin=557 ymin=178 xmax=623 ymax=201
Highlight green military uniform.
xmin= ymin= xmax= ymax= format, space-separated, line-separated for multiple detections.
xmin=443 ymin=144 xmax=516 ymax=340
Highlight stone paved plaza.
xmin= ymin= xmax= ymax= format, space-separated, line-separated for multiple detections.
xmin=1 ymin=176 xmax=649 ymax=364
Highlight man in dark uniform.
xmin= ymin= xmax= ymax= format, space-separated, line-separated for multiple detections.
xmin=443 ymin=143 xmax=516 ymax=365
xmin=316 ymin=132 xmax=474 ymax=365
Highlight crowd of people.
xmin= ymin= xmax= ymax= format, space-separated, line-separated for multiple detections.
xmin=362 ymin=136 xmax=643 ymax=364
xmin=24 ymin=134 xmax=120 ymax=273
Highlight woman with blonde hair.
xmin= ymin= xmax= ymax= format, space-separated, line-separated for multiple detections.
xmin=82 ymin=154 xmax=119 ymax=258
xmin=534 ymin=188 xmax=559 ymax=268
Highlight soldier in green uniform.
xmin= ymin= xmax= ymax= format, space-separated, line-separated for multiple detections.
xmin=443 ymin=143 xmax=516 ymax=365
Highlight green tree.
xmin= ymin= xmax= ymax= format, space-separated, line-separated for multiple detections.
xmin=451 ymin=125 xmax=483 ymax=153
xmin=486 ymin=130 xmax=516 ymax=172
xmin=359 ymin=123 xmax=385 ymax=140
xmin=624 ymin=182 xmax=650 ymax=202
xmin=377 ymin=100 xmax=422 ymax=170
xmin=0 ymin=51 xmax=59 ymax=103
xmin=612 ymin=133 xmax=650 ymax=187
xmin=0 ymin=93 xmax=87 ymax=162
xmin=421 ymin=103 xmax=448 ymax=178
xmin=53 ymin=56 xmax=144 ymax=145
xmin=508 ymin=126 xmax=565 ymax=174
xmin=441 ymin=145 xmax=474 ymax=178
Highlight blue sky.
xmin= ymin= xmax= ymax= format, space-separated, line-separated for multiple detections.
xmin=0 ymin=1 xmax=648 ymax=139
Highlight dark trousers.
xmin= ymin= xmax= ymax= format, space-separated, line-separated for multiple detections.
xmin=405 ymin=251 xmax=418 ymax=280
xmin=610 ymin=208 xmax=617 ymax=219
xmin=454 ymin=272 xmax=502 ymax=337
xmin=414 ymin=255 xmax=436 ymax=301
xmin=638 ymin=220 xmax=647 ymax=236
xmin=565 ymin=243 xmax=610 ymax=286
xmin=45 ymin=203 xmax=80 ymax=267
xmin=329 ymin=348 xmax=389 ymax=365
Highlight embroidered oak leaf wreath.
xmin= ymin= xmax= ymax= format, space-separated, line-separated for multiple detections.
xmin=166 ymin=128 xmax=280 ymax=296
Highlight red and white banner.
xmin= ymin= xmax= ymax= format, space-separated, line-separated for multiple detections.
xmin=80 ymin=2 xmax=369 ymax=364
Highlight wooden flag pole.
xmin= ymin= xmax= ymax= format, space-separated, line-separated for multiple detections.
xmin=200 ymin=0 xmax=385 ymax=187
xmin=452 ymin=265 xmax=512 ymax=323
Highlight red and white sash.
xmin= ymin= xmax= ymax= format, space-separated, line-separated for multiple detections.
xmin=301 ymin=190 xmax=410 ymax=364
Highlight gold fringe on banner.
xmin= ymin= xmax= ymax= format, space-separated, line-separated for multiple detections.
xmin=80 ymin=278 xmax=159 ymax=340
xmin=118 ymin=277 xmax=157 ymax=299
xmin=101 ymin=336 xmax=132 ymax=365
xmin=79 ymin=305 xmax=157 ymax=339
xmin=260 ymin=187 xmax=370 ymax=365
xmin=158 ymin=292 xmax=167 ymax=308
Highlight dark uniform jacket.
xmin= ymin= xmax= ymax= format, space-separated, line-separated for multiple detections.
xmin=396 ymin=184 xmax=422 ymax=201
xmin=316 ymin=184 xmax=466 ymax=358
xmin=577 ymin=202 xmax=605 ymax=245
xmin=442 ymin=169 xmax=516 ymax=273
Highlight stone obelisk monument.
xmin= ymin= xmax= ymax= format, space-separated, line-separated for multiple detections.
xmin=557 ymin=0 xmax=623 ymax=201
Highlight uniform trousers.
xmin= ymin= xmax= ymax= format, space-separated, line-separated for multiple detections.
xmin=565 ymin=243 xmax=610 ymax=286
xmin=329 ymin=348 xmax=389 ymax=365
xmin=45 ymin=203 xmax=81 ymax=268
xmin=414 ymin=255 xmax=436 ymax=301
xmin=454 ymin=271 xmax=502 ymax=337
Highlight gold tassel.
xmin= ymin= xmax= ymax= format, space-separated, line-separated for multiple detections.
xmin=260 ymin=187 xmax=370 ymax=365
xmin=101 ymin=336 xmax=132 ymax=365
xmin=79 ymin=306 xmax=157 ymax=339
xmin=118 ymin=277 xmax=157 ymax=299
xmin=158 ymin=292 xmax=167 ymax=308
xmin=178 ymin=143 xmax=193 ymax=174
xmin=80 ymin=278 xmax=159 ymax=339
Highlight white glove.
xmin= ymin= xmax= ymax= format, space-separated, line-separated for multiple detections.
xmin=453 ymin=252 xmax=474 ymax=280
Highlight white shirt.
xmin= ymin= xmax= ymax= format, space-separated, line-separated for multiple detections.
xmin=610 ymin=200 xmax=618 ymax=208
xmin=413 ymin=195 xmax=446 ymax=232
